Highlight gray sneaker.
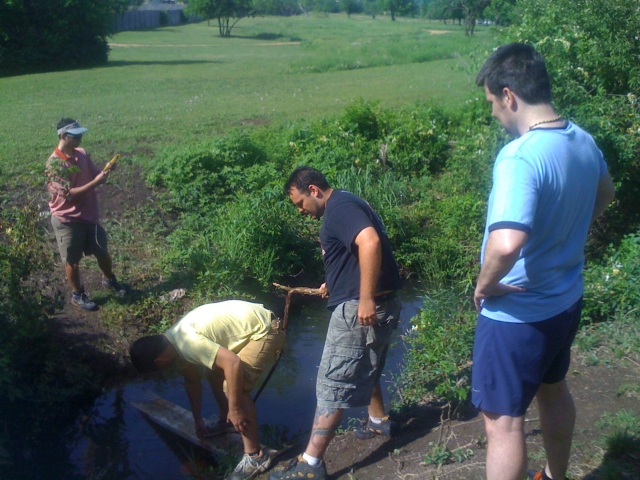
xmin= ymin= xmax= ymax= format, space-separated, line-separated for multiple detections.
xmin=355 ymin=415 xmax=396 ymax=439
xmin=226 ymin=451 xmax=272 ymax=480
xmin=71 ymin=289 xmax=98 ymax=311
xmin=102 ymin=276 xmax=127 ymax=296
xmin=204 ymin=417 xmax=236 ymax=436
xmin=269 ymin=455 xmax=326 ymax=480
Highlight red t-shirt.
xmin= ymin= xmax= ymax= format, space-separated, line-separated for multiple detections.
xmin=46 ymin=147 xmax=101 ymax=224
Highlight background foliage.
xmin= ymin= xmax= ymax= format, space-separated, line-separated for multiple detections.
xmin=0 ymin=3 xmax=638 ymax=470
xmin=0 ymin=0 xmax=136 ymax=76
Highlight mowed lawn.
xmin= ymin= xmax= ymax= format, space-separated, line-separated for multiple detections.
xmin=0 ymin=14 xmax=496 ymax=186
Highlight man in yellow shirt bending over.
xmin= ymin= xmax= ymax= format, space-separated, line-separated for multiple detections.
xmin=129 ymin=300 xmax=286 ymax=480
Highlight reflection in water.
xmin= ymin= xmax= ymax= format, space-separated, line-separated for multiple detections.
xmin=78 ymin=389 xmax=134 ymax=479
xmin=58 ymin=290 xmax=425 ymax=479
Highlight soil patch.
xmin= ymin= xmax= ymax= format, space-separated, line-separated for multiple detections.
xmin=264 ymin=360 xmax=640 ymax=480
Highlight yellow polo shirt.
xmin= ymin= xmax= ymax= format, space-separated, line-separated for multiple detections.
xmin=164 ymin=300 xmax=272 ymax=369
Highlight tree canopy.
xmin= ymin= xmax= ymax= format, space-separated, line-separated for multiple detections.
xmin=0 ymin=0 xmax=138 ymax=76
xmin=186 ymin=0 xmax=254 ymax=37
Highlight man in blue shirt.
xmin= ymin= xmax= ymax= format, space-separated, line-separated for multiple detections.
xmin=473 ymin=43 xmax=615 ymax=480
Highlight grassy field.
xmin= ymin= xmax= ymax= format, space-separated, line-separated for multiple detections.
xmin=0 ymin=14 xmax=496 ymax=190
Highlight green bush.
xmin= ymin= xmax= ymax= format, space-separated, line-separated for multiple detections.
xmin=148 ymin=132 xmax=270 ymax=211
xmin=159 ymin=10 xmax=169 ymax=26
xmin=0 ymin=206 xmax=85 ymax=466
xmin=582 ymin=230 xmax=640 ymax=324
xmin=0 ymin=0 xmax=115 ymax=76
xmin=164 ymin=190 xmax=322 ymax=295
xmin=396 ymin=289 xmax=475 ymax=409
xmin=149 ymin=100 xmax=496 ymax=291
xmin=504 ymin=0 xmax=640 ymax=247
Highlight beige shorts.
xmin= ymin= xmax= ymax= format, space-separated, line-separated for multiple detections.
xmin=224 ymin=319 xmax=286 ymax=393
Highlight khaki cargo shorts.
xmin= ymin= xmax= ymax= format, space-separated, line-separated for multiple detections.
xmin=224 ymin=318 xmax=286 ymax=393
xmin=316 ymin=294 xmax=401 ymax=408
xmin=51 ymin=215 xmax=108 ymax=265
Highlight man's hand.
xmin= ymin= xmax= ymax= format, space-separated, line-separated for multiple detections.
xmin=474 ymin=282 xmax=526 ymax=312
xmin=95 ymin=171 xmax=109 ymax=185
xmin=319 ymin=282 xmax=329 ymax=298
xmin=227 ymin=407 xmax=250 ymax=435
xmin=358 ymin=297 xmax=378 ymax=326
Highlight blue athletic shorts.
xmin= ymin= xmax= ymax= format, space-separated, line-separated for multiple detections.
xmin=471 ymin=298 xmax=582 ymax=417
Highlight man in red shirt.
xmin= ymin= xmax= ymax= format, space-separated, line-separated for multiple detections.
xmin=46 ymin=118 xmax=126 ymax=311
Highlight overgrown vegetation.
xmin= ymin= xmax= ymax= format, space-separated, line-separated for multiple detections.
xmin=0 ymin=0 xmax=139 ymax=77
xmin=0 ymin=206 xmax=90 ymax=474
xmin=146 ymin=99 xmax=495 ymax=297
xmin=398 ymin=0 xmax=640 ymax=417
xmin=0 ymin=4 xmax=639 ymax=476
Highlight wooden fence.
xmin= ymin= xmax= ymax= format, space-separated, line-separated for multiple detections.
xmin=112 ymin=9 xmax=185 ymax=32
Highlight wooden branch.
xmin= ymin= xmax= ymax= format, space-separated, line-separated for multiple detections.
xmin=272 ymin=282 xmax=326 ymax=330
xmin=273 ymin=283 xmax=325 ymax=296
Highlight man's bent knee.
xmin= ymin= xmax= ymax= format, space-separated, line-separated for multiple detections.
xmin=483 ymin=411 xmax=525 ymax=436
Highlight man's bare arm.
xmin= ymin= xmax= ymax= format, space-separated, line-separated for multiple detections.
xmin=180 ymin=361 xmax=207 ymax=437
xmin=67 ymin=171 xmax=109 ymax=202
xmin=354 ymin=226 xmax=381 ymax=326
xmin=591 ymin=171 xmax=615 ymax=223
xmin=213 ymin=347 xmax=250 ymax=434
xmin=474 ymin=228 xmax=528 ymax=311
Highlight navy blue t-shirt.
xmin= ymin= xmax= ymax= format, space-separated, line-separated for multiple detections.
xmin=320 ymin=190 xmax=401 ymax=309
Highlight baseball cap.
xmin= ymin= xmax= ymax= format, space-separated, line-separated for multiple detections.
xmin=57 ymin=121 xmax=88 ymax=136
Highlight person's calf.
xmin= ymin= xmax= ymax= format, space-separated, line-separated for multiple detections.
xmin=536 ymin=381 xmax=575 ymax=479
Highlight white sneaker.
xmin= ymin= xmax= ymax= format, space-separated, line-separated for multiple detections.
xmin=226 ymin=451 xmax=272 ymax=480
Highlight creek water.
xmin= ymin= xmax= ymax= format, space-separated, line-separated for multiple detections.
xmin=66 ymin=289 xmax=426 ymax=479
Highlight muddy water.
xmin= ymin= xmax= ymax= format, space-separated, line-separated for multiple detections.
xmin=69 ymin=290 xmax=426 ymax=479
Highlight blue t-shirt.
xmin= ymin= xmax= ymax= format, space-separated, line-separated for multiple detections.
xmin=321 ymin=190 xmax=401 ymax=309
xmin=480 ymin=122 xmax=608 ymax=323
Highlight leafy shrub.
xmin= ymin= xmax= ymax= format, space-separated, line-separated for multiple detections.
xmin=149 ymin=100 xmax=496 ymax=291
xmin=164 ymin=189 xmax=322 ymax=295
xmin=582 ymin=230 xmax=640 ymax=324
xmin=396 ymin=289 xmax=475 ymax=409
xmin=148 ymin=132 xmax=269 ymax=211
xmin=159 ymin=10 xmax=169 ymax=26
xmin=0 ymin=206 xmax=85 ymax=466
xmin=505 ymin=0 xmax=640 ymax=247
xmin=0 ymin=0 xmax=114 ymax=76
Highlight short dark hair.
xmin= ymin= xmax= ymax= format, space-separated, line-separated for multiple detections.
xmin=284 ymin=166 xmax=331 ymax=195
xmin=57 ymin=118 xmax=76 ymax=133
xmin=476 ymin=43 xmax=552 ymax=105
xmin=129 ymin=335 xmax=171 ymax=373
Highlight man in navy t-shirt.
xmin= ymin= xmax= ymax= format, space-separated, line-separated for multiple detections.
xmin=270 ymin=167 xmax=401 ymax=480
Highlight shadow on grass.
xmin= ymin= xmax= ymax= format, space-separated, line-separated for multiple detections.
xmin=584 ymin=430 xmax=640 ymax=480
xmin=270 ymin=403 xmax=447 ymax=479
xmin=107 ymin=60 xmax=222 ymax=67
xmin=229 ymin=32 xmax=302 ymax=42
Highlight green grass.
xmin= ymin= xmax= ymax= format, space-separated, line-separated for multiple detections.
xmin=0 ymin=14 xmax=496 ymax=190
